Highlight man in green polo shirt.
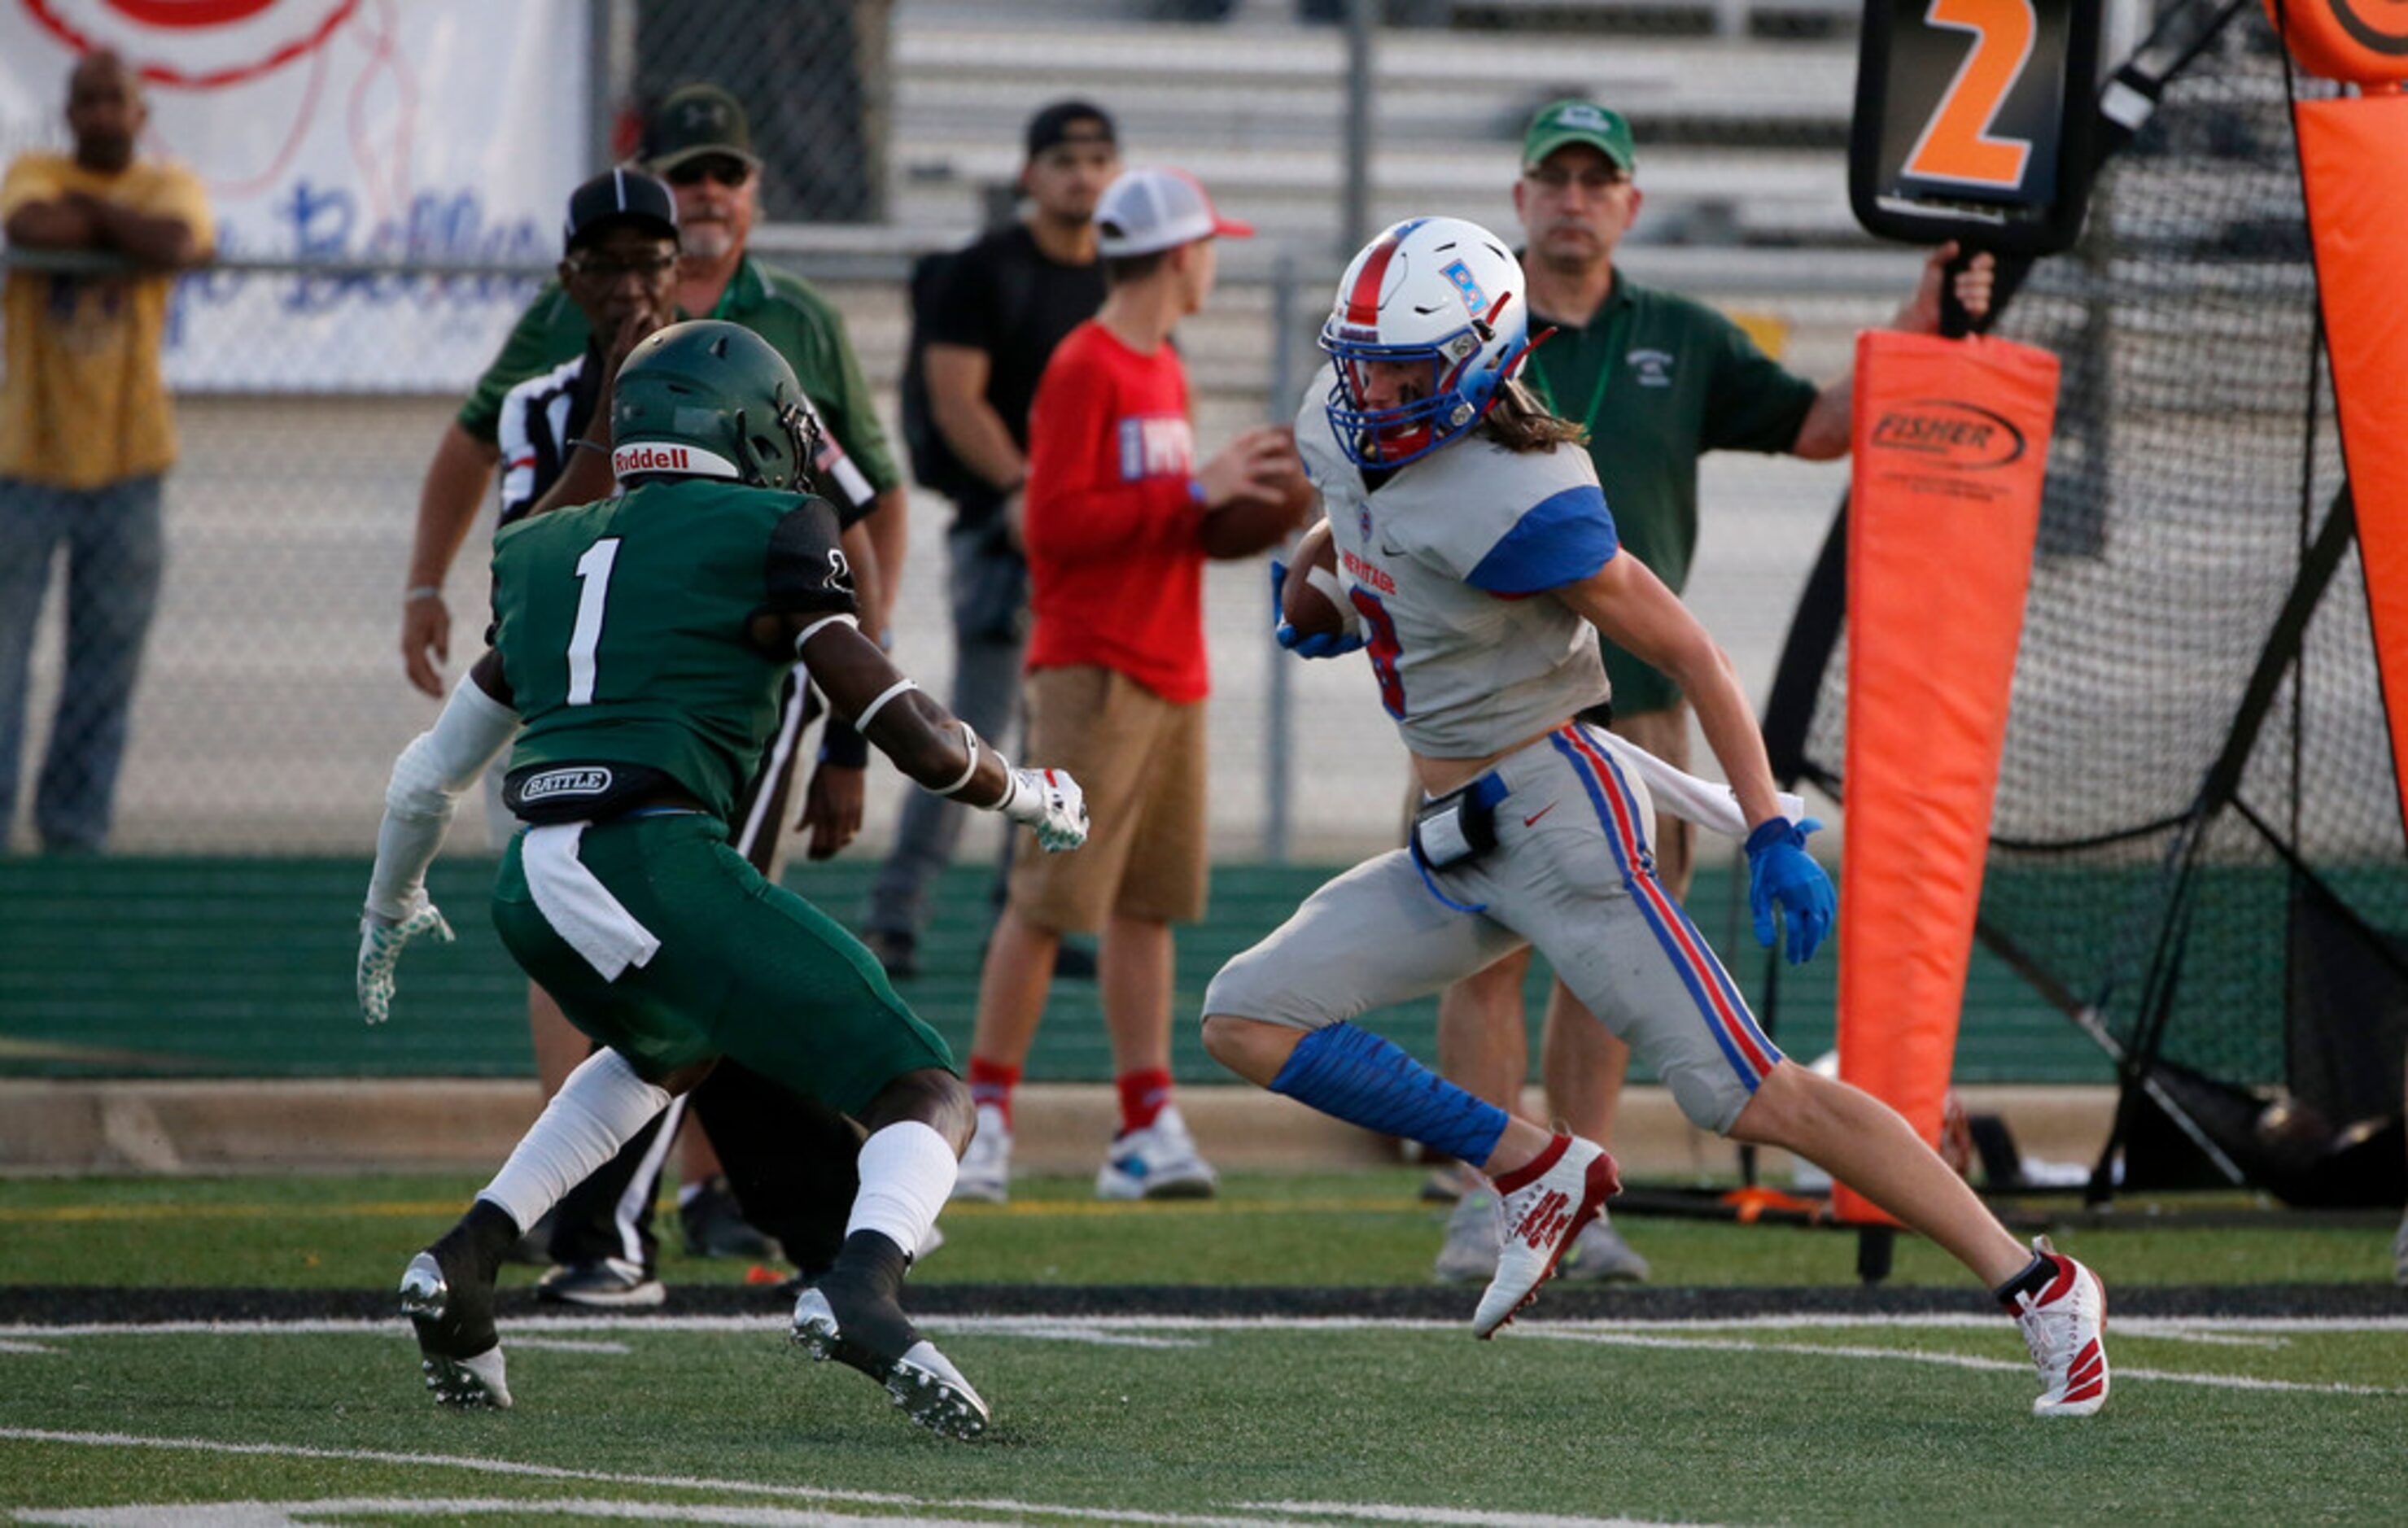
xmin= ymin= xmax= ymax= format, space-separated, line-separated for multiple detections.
xmin=402 ymin=83 xmax=906 ymax=702
xmin=1428 ymin=98 xmax=1995 ymax=1286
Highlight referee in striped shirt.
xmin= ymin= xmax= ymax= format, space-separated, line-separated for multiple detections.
xmin=492 ymin=168 xmax=889 ymax=1307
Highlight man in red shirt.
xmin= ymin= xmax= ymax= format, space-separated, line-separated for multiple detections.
xmin=957 ymin=168 xmax=1302 ymax=1203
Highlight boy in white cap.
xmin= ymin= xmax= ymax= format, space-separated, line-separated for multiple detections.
xmin=955 ymin=168 xmax=1305 ymax=1203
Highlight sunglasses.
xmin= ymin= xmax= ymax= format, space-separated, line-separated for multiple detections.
xmin=569 ymin=251 xmax=677 ymax=283
xmin=666 ymin=156 xmax=752 ymax=189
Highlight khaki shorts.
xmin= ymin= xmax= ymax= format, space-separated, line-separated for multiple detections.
xmin=1007 ymin=663 xmax=1208 ymax=934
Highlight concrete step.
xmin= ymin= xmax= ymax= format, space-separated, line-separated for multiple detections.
xmin=0 ymin=1077 xmax=2115 ymax=1185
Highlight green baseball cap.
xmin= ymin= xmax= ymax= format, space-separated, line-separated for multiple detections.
xmin=1521 ymin=99 xmax=1636 ymax=173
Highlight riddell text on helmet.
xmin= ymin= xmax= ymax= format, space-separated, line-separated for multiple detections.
xmin=612 ymin=443 xmax=741 ymax=478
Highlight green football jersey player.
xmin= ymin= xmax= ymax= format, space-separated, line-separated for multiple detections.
xmin=355 ymin=321 xmax=1090 ymax=1439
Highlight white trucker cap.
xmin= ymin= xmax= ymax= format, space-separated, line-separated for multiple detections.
xmin=1095 ymin=168 xmax=1254 ymax=258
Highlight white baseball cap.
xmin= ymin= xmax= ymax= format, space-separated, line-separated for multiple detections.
xmin=1095 ymin=168 xmax=1253 ymax=258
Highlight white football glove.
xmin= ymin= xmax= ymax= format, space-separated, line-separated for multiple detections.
xmin=356 ymin=893 xmax=456 ymax=1025
xmin=999 ymin=766 xmax=1089 ymax=853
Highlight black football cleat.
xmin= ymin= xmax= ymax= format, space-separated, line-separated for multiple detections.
xmin=399 ymin=1238 xmax=511 ymax=1409
xmin=789 ymin=1233 xmax=987 ymax=1439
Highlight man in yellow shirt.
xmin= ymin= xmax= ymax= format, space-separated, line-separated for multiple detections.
xmin=0 ymin=50 xmax=212 ymax=852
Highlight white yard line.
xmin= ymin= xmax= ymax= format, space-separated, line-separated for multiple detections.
xmin=505 ymin=1338 xmax=631 ymax=1355
xmin=1520 ymin=1329 xmax=2408 ymax=1395
xmin=13 ymin=1499 xmax=1004 ymax=1528
xmin=1242 ymin=1507 xmax=1706 ymax=1528
xmin=0 ymin=1433 xmax=1322 ymax=1528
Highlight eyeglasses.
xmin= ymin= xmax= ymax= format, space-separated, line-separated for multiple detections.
xmin=666 ymin=157 xmax=751 ymax=189
xmin=569 ymin=252 xmax=678 ymax=283
xmin=1525 ymin=165 xmax=1630 ymax=194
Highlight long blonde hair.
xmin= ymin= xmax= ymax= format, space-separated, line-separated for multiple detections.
xmin=1479 ymin=377 xmax=1588 ymax=454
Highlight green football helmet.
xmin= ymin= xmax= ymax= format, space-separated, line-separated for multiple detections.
xmin=608 ymin=319 xmax=822 ymax=491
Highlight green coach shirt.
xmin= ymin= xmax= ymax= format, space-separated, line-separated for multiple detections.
xmin=457 ymin=255 xmax=901 ymax=494
xmin=1524 ymin=267 xmax=1819 ymax=716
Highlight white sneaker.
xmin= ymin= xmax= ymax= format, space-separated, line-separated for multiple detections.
xmin=952 ymin=1104 xmax=1012 ymax=1204
xmin=1431 ymin=1190 xmax=1501 ymax=1284
xmin=1095 ymin=1102 xmax=1219 ymax=1200
xmin=1471 ymin=1133 xmax=1619 ymax=1338
xmin=2008 ymin=1236 xmax=2109 ymax=1417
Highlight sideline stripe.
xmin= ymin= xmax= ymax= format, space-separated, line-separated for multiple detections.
xmin=10 ymin=1312 xmax=2408 ymax=1338
xmin=0 ymin=1194 xmax=1434 ymax=1225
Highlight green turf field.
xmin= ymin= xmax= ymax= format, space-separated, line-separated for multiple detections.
xmin=2 ymin=1171 xmax=2403 ymax=1525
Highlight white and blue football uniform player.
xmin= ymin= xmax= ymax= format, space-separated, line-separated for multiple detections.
xmin=1201 ymin=216 xmax=2110 ymax=1415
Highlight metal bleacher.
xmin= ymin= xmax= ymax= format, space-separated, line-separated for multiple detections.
xmin=886 ymin=0 xmax=1868 ymax=256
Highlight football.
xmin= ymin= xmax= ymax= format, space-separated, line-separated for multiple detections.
xmin=1279 ymin=517 xmax=1344 ymax=638
xmin=1199 ymin=475 xmax=1315 ymax=561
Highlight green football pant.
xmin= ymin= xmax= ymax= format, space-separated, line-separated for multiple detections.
xmin=492 ymin=811 xmax=955 ymax=1115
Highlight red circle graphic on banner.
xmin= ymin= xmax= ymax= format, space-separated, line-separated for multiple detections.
xmin=2263 ymin=0 xmax=2408 ymax=85
xmin=21 ymin=0 xmax=361 ymax=89
xmin=101 ymin=2 xmax=282 ymax=27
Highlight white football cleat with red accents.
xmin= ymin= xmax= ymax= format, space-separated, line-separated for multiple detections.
xmin=1471 ymin=1133 xmax=1619 ymax=1339
xmin=2008 ymin=1237 xmax=2109 ymax=1417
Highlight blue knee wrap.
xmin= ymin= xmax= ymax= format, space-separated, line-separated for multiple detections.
xmin=1268 ymin=1023 xmax=1508 ymax=1167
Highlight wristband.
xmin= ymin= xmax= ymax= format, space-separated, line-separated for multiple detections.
xmin=820 ymin=714 xmax=869 ymax=769
xmin=404 ymin=586 xmax=442 ymax=604
xmin=935 ymin=721 xmax=985 ymax=797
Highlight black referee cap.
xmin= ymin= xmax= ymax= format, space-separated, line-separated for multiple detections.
xmin=563 ymin=168 xmax=679 ymax=255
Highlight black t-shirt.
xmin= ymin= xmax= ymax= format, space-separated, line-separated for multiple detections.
xmin=924 ymin=222 xmax=1107 ymax=452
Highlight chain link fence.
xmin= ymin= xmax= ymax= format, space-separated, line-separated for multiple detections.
xmin=3 ymin=0 xmax=1899 ymax=862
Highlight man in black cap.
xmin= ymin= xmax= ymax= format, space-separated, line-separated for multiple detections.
xmin=491 ymin=169 xmax=680 ymax=529
xmin=860 ymin=99 xmax=1119 ymax=986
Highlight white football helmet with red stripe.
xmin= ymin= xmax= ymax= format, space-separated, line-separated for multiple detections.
xmin=1320 ymin=216 xmax=1532 ymax=469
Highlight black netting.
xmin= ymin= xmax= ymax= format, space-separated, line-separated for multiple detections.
xmin=1794 ymin=13 xmax=2401 ymax=1108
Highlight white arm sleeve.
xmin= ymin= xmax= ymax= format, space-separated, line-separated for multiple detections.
xmin=365 ymin=675 xmax=522 ymax=921
xmin=1612 ymin=732 xmax=1806 ymax=840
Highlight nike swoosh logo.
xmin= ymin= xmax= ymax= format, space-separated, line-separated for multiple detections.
xmin=1523 ymin=802 xmax=1558 ymax=827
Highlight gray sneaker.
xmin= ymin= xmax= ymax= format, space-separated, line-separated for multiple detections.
xmin=1431 ymin=1189 xmax=1501 ymax=1284
xmin=1558 ymin=1213 xmax=1650 ymax=1283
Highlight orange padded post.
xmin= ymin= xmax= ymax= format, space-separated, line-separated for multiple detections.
xmin=1837 ymin=331 xmax=2059 ymax=1225
xmin=2296 ymin=92 xmax=2408 ymax=845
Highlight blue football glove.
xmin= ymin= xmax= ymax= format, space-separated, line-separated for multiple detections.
xmin=1746 ymin=815 xmax=1835 ymax=966
xmin=1270 ymin=558 xmax=1366 ymax=660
